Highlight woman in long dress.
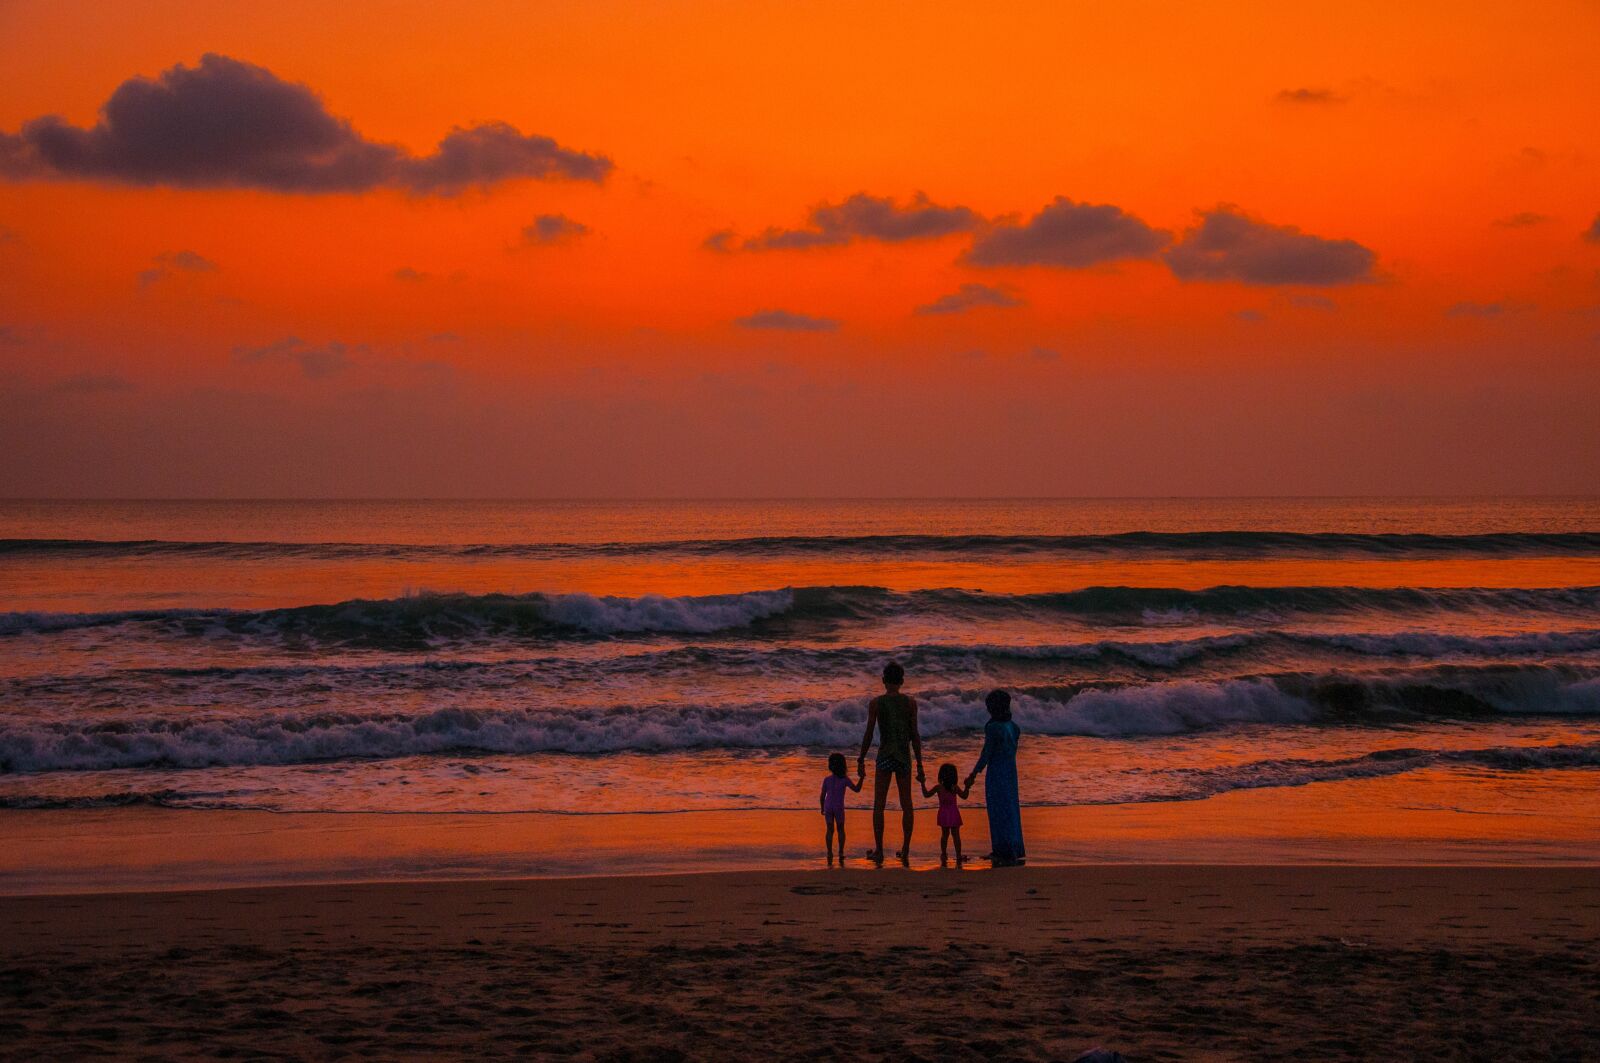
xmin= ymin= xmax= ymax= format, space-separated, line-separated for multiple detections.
xmin=965 ymin=689 xmax=1025 ymax=866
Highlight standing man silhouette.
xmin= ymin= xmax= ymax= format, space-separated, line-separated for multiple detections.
xmin=857 ymin=662 xmax=924 ymax=864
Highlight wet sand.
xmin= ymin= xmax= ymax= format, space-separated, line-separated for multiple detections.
xmin=1 ymin=865 xmax=1596 ymax=1061
xmin=6 ymin=768 xmax=1598 ymax=896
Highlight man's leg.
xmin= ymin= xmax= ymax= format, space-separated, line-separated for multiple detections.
xmin=895 ymin=767 xmax=915 ymax=861
xmin=871 ymin=764 xmax=893 ymax=859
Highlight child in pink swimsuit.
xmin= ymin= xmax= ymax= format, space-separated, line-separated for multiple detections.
xmin=921 ymin=762 xmax=972 ymax=866
xmin=820 ymin=752 xmax=865 ymax=864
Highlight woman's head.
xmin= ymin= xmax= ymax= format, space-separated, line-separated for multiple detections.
xmin=882 ymin=661 xmax=905 ymax=688
xmin=828 ymin=752 xmax=847 ymax=777
xmin=938 ymin=763 xmax=959 ymax=791
xmin=985 ymin=688 xmax=1012 ymax=721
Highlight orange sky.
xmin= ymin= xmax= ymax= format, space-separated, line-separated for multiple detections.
xmin=1 ymin=0 xmax=1597 ymax=496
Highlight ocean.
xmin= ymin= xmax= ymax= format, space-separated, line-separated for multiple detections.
xmin=1 ymin=497 xmax=1598 ymax=866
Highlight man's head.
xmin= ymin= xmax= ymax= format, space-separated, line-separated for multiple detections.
xmin=882 ymin=661 xmax=905 ymax=689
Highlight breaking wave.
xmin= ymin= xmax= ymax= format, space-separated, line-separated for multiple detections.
xmin=4 ymin=669 xmax=1598 ymax=773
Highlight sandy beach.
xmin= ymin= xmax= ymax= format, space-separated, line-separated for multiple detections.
xmin=2 ymin=864 xmax=1596 ymax=1061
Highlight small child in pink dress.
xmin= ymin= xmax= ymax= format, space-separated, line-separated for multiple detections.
xmin=820 ymin=752 xmax=865 ymax=864
xmin=921 ymin=762 xmax=972 ymax=866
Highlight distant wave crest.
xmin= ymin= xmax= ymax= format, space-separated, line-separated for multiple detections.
xmin=7 ymin=529 xmax=1600 ymax=561
xmin=7 ymin=583 xmax=1600 ymax=644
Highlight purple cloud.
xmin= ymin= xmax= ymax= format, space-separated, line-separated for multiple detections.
xmin=914 ymin=283 xmax=1023 ymax=315
xmin=1445 ymin=300 xmax=1533 ymax=318
xmin=1494 ymin=212 xmax=1550 ymax=228
xmin=734 ymin=309 xmax=839 ymax=332
xmin=405 ymin=122 xmax=610 ymax=193
xmin=1585 ymin=214 xmax=1600 ymax=243
xmin=138 ymin=249 xmax=217 ymax=288
xmin=963 ymin=197 xmax=1170 ymax=269
xmin=1275 ymin=87 xmax=1343 ymax=105
xmin=0 ymin=54 xmax=611 ymax=195
xmin=1164 ymin=206 xmax=1375 ymax=285
xmin=715 ymin=192 xmax=981 ymax=252
xmin=521 ymin=214 xmax=590 ymax=245
xmin=233 ymin=336 xmax=359 ymax=378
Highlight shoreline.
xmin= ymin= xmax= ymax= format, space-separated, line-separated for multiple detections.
xmin=5 ymin=768 xmax=1597 ymax=896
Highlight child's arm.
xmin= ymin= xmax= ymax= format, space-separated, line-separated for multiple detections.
xmin=959 ymin=781 xmax=972 ymax=800
xmin=919 ymin=779 xmax=938 ymax=799
xmin=820 ymin=780 xmax=828 ymax=815
xmin=846 ymin=774 xmax=864 ymax=793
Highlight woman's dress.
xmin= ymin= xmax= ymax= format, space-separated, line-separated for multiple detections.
xmin=974 ymin=718 xmax=1025 ymax=865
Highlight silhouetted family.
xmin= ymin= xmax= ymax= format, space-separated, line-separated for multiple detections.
xmin=820 ymin=662 xmax=1025 ymax=867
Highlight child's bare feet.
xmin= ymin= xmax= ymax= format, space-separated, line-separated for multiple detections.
xmin=866 ymin=849 xmax=884 ymax=864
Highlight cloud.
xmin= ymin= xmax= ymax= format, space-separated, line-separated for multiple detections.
xmin=963 ymin=197 xmax=1170 ymax=268
xmin=0 ymin=325 xmax=22 ymax=346
xmin=49 ymin=373 xmax=135 ymax=395
xmin=521 ymin=214 xmax=589 ymax=245
xmin=1494 ymin=212 xmax=1550 ymax=228
xmin=0 ymin=54 xmax=611 ymax=195
xmin=1275 ymin=87 xmax=1344 ymax=105
xmin=1445 ymin=300 xmax=1533 ymax=318
xmin=914 ymin=283 xmax=1024 ymax=315
xmin=403 ymin=122 xmax=610 ymax=193
xmin=1585 ymin=214 xmax=1600 ymax=243
xmin=393 ymin=267 xmax=429 ymax=282
xmin=716 ymin=192 xmax=981 ymax=252
xmin=137 ymin=249 xmax=217 ymax=288
xmin=1289 ymin=294 xmax=1338 ymax=311
xmin=0 ymin=225 xmax=16 ymax=244
xmin=734 ymin=309 xmax=840 ymax=332
xmin=233 ymin=336 xmax=359 ymax=378
xmin=1163 ymin=206 xmax=1375 ymax=285
xmin=1235 ymin=309 xmax=1266 ymax=323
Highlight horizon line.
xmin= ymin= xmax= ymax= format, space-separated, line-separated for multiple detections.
xmin=2 ymin=493 xmax=1599 ymax=504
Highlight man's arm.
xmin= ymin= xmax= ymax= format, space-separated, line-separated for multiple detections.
xmin=857 ymin=700 xmax=878 ymax=770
